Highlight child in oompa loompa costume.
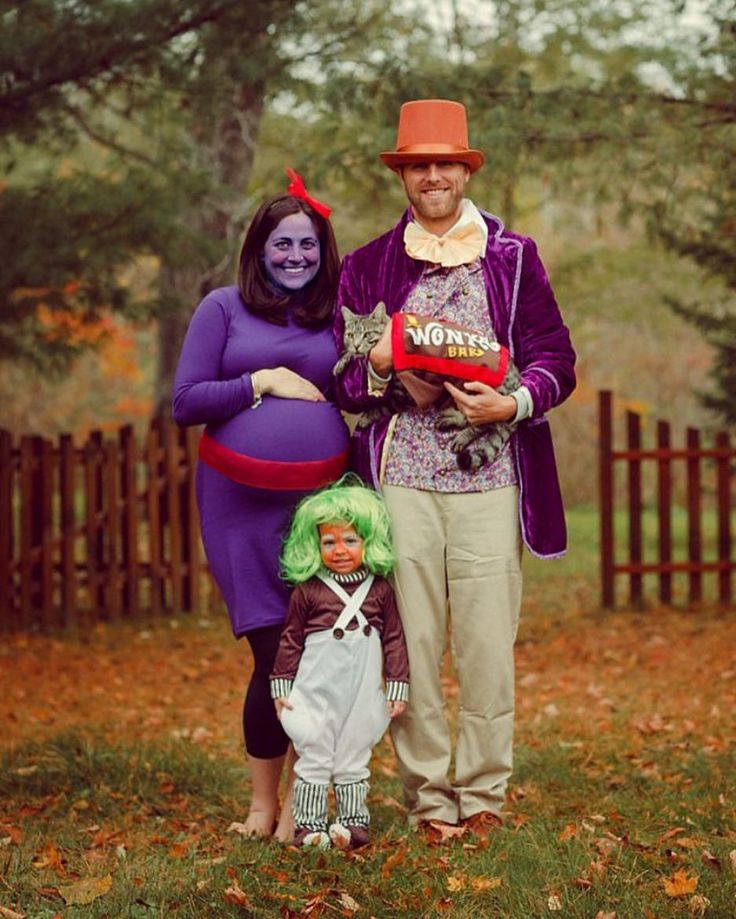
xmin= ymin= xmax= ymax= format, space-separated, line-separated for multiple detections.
xmin=270 ymin=476 xmax=409 ymax=849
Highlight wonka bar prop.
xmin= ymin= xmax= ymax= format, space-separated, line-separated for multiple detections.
xmin=390 ymin=312 xmax=510 ymax=408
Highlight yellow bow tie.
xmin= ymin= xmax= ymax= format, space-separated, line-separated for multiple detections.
xmin=403 ymin=220 xmax=486 ymax=267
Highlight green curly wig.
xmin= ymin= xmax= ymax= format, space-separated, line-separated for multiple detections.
xmin=281 ymin=473 xmax=395 ymax=584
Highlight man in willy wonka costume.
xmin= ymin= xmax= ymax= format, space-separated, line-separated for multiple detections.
xmin=333 ymin=99 xmax=576 ymax=835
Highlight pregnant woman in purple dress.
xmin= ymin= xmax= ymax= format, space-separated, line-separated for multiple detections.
xmin=172 ymin=173 xmax=349 ymax=842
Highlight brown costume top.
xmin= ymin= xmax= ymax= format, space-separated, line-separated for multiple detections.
xmin=270 ymin=573 xmax=410 ymax=702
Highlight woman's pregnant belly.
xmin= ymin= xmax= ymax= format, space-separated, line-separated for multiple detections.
xmin=200 ymin=397 xmax=350 ymax=489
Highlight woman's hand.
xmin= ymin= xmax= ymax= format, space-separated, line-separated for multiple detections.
xmin=254 ymin=367 xmax=325 ymax=402
xmin=274 ymin=697 xmax=293 ymax=720
xmin=443 ymin=380 xmax=516 ymax=425
xmin=387 ymin=699 xmax=407 ymax=719
xmin=368 ymin=322 xmax=393 ymax=377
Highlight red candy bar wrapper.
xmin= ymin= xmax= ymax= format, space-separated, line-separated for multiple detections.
xmin=390 ymin=312 xmax=510 ymax=408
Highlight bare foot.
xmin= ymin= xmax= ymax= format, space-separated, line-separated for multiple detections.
xmin=243 ymin=807 xmax=276 ymax=838
xmin=273 ymin=808 xmax=295 ymax=844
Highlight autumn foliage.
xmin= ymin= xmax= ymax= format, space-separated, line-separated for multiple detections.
xmin=1 ymin=599 xmax=734 ymax=917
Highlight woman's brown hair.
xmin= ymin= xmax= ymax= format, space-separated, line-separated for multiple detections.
xmin=238 ymin=194 xmax=339 ymax=327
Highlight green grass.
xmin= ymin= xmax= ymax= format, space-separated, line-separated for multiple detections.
xmin=2 ymin=733 xmax=734 ymax=918
xmin=1 ymin=509 xmax=733 ymax=917
xmin=523 ymin=504 xmax=735 ymax=614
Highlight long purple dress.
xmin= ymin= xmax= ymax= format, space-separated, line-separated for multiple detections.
xmin=173 ymin=286 xmax=349 ymax=638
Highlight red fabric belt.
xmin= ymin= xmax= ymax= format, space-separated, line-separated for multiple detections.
xmin=198 ymin=432 xmax=349 ymax=491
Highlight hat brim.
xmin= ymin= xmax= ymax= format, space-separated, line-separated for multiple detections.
xmin=379 ymin=148 xmax=485 ymax=174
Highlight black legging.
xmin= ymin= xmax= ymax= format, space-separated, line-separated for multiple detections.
xmin=243 ymin=624 xmax=290 ymax=759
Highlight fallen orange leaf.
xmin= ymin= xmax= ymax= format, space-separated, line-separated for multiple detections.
xmin=0 ymin=906 xmax=26 ymax=919
xmin=32 ymin=845 xmax=64 ymax=873
xmin=381 ymin=845 xmax=407 ymax=879
xmin=701 ymin=849 xmax=721 ymax=870
xmin=168 ymin=838 xmax=195 ymax=859
xmin=426 ymin=821 xmax=466 ymax=845
xmin=259 ymin=864 xmax=290 ymax=883
xmin=471 ymin=876 xmax=502 ymax=891
xmin=223 ymin=869 xmax=250 ymax=908
xmin=674 ymin=837 xmax=697 ymax=849
xmin=663 ymin=869 xmax=698 ymax=898
xmin=57 ymin=875 xmax=113 ymax=906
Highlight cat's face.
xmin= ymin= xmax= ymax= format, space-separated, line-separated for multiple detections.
xmin=341 ymin=302 xmax=388 ymax=353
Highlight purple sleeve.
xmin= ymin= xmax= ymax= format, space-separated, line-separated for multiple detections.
xmin=514 ymin=239 xmax=576 ymax=418
xmin=172 ymin=294 xmax=255 ymax=426
xmin=333 ymin=254 xmax=393 ymax=414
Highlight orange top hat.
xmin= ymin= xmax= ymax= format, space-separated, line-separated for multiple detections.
xmin=379 ymin=99 xmax=485 ymax=173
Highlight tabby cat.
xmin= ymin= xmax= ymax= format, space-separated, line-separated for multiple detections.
xmin=335 ymin=302 xmax=520 ymax=471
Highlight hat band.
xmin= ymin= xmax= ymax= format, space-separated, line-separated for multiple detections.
xmin=394 ymin=143 xmax=472 ymax=154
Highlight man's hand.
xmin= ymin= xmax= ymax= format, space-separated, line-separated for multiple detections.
xmin=443 ymin=380 xmax=517 ymax=425
xmin=274 ymin=697 xmax=293 ymax=720
xmin=387 ymin=699 xmax=407 ymax=719
xmin=368 ymin=322 xmax=393 ymax=377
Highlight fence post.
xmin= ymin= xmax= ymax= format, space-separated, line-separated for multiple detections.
xmin=656 ymin=420 xmax=672 ymax=606
xmin=599 ymin=391 xmax=615 ymax=608
xmin=146 ymin=420 xmax=163 ymax=616
xmin=165 ymin=421 xmax=183 ymax=615
xmin=686 ymin=427 xmax=702 ymax=605
xmin=38 ymin=437 xmax=55 ymax=629
xmin=104 ymin=437 xmax=121 ymax=620
xmin=19 ymin=436 xmax=36 ymax=629
xmin=84 ymin=430 xmax=104 ymax=619
xmin=59 ymin=434 xmax=78 ymax=625
xmin=0 ymin=429 xmax=13 ymax=630
xmin=626 ymin=411 xmax=643 ymax=608
xmin=119 ymin=425 xmax=139 ymax=617
xmin=715 ymin=430 xmax=732 ymax=606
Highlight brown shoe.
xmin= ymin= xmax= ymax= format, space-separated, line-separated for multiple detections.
xmin=416 ymin=819 xmax=466 ymax=845
xmin=346 ymin=824 xmax=371 ymax=849
xmin=462 ymin=811 xmax=503 ymax=838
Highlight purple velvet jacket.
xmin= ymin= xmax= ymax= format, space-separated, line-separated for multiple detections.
xmin=334 ymin=207 xmax=576 ymax=559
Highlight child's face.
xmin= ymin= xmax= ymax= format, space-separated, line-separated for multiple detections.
xmin=318 ymin=521 xmax=364 ymax=574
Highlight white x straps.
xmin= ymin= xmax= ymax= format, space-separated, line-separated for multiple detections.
xmin=316 ymin=572 xmax=375 ymax=635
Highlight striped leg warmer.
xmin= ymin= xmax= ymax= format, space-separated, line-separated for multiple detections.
xmin=334 ymin=781 xmax=370 ymax=828
xmin=292 ymin=779 xmax=329 ymax=832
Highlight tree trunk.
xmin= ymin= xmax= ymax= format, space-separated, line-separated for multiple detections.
xmin=154 ymin=83 xmax=265 ymax=416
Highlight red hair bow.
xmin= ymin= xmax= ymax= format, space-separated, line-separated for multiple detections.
xmin=285 ymin=168 xmax=332 ymax=219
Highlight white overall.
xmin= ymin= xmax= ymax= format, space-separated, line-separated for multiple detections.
xmin=281 ymin=573 xmax=391 ymax=786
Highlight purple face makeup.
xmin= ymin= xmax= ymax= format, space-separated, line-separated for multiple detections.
xmin=262 ymin=213 xmax=321 ymax=292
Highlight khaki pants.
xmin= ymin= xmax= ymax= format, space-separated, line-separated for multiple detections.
xmin=383 ymin=484 xmax=522 ymax=824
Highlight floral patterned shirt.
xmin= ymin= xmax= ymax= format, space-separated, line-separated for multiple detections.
xmin=383 ymin=260 xmax=518 ymax=493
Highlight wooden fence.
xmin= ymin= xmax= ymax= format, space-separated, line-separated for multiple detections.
xmin=4 ymin=396 xmax=734 ymax=630
xmin=0 ymin=419 xmax=211 ymax=632
xmin=599 ymin=390 xmax=735 ymax=609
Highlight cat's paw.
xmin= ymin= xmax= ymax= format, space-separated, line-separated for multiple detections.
xmin=437 ymin=408 xmax=466 ymax=431
xmin=457 ymin=449 xmax=491 ymax=471
xmin=450 ymin=429 xmax=482 ymax=452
